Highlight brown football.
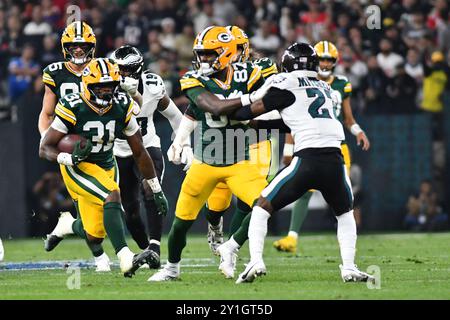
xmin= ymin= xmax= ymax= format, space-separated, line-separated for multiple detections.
xmin=57 ymin=134 xmax=87 ymax=153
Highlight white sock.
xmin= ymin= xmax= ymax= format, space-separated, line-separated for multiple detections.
xmin=94 ymin=252 xmax=109 ymax=262
xmin=149 ymin=239 xmax=160 ymax=246
xmin=117 ymin=246 xmax=133 ymax=260
xmin=248 ymin=206 xmax=271 ymax=263
xmin=166 ymin=261 xmax=180 ymax=274
xmin=336 ymin=210 xmax=357 ymax=269
xmin=226 ymin=236 xmax=240 ymax=252
xmin=288 ymin=231 xmax=298 ymax=239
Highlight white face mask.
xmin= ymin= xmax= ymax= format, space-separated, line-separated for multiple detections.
xmin=197 ymin=62 xmax=215 ymax=76
xmin=318 ymin=68 xmax=332 ymax=78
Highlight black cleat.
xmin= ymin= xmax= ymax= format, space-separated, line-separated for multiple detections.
xmin=123 ymin=249 xmax=153 ymax=278
xmin=146 ymin=249 xmax=161 ymax=269
xmin=44 ymin=234 xmax=63 ymax=252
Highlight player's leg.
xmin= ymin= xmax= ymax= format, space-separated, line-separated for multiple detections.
xmin=205 ymin=183 xmax=232 ymax=254
xmin=273 ymin=191 xmax=312 ymax=253
xmin=66 ymin=162 xmax=151 ymax=277
xmin=216 ymin=161 xmax=268 ymax=278
xmin=117 ymin=155 xmax=149 ymax=250
xmin=236 ymin=157 xmax=313 ymax=283
xmin=139 ymin=146 xmax=165 ymax=267
xmin=148 ymin=162 xmax=220 ymax=281
xmin=0 ymin=237 xmax=4 ymax=261
xmin=318 ymin=156 xmax=373 ymax=283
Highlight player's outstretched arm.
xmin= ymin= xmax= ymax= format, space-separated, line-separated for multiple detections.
xmin=127 ymin=130 xmax=168 ymax=215
xmin=157 ymin=94 xmax=183 ymax=132
xmin=38 ymin=86 xmax=58 ymax=135
xmin=39 ymin=127 xmax=66 ymax=162
xmin=341 ymin=98 xmax=370 ymax=151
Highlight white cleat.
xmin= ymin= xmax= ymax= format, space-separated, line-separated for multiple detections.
xmin=236 ymin=260 xmax=266 ymax=284
xmin=44 ymin=212 xmax=76 ymax=251
xmin=207 ymin=217 xmax=224 ymax=255
xmin=148 ymin=264 xmax=180 ymax=282
xmin=0 ymin=238 xmax=4 ymax=262
xmin=340 ymin=264 xmax=375 ymax=283
xmin=94 ymin=252 xmax=111 ymax=272
xmin=217 ymin=243 xmax=238 ymax=279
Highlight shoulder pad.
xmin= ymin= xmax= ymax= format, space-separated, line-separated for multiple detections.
xmin=180 ymin=70 xmax=205 ymax=91
xmin=335 ymin=75 xmax=349 ymax=83
xmin=141 ymin=71 xmax=166 ymax=98
xmin=268 ymin=73 xmax=296 ymax=90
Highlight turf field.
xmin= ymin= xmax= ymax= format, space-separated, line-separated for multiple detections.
xmin=1 ymin=233 xmax=449 ymax=300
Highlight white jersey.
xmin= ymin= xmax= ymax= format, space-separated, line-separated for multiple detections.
xmin=268 ymin=70 xmax=345 ymax=152
xmin=114 ymin=71 xmax=166 ymax=158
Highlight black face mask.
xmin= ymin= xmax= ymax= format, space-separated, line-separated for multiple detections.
xmin=88 ymin=81 xmax=119 ymax=106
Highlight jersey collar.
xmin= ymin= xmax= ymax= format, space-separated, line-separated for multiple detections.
xmin=212 ymin=66 xmax=234 ymax=90
xmin=64 ymin=62 xmax=83 ymax=77
xmin=291 ymin=70 xmax=318 ymax=78
xmin=81 ymin=93 xmax=113 ymax=115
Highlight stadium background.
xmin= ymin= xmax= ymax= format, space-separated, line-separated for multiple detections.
xmin=0 ymin=0 xmax=449 ymax=238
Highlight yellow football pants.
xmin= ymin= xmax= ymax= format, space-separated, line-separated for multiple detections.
xmin=176 ymin=159 xmax=268 ymax=220
xmin=60 ymin=162 xmax=119 ymax=238
xmin=206 ymin=140 xmax=271 ymax=212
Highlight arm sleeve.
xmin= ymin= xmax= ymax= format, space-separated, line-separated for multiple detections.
xmin=255 ymin=119 xmax=291 ymax=133
xmin=262 ymin=87 xmax=296 ymax=111
xmin=159 ymin=98 xmax=183 ymax=132
xmin=123 ymin=116 xmax=140 ymax=137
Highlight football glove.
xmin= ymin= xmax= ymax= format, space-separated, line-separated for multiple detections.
xmin=153 ymin=191 xmax=169 ymax=216
xmin=120 ymin=76 xmax=139 ymax=96
xmin=72 ymin=140 xmax=93 ymax=165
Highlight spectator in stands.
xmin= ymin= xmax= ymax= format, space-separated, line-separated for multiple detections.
xmin=385 ymin=62 xmax=418 ymax=114
xmin=40 ymin=0 xmax=61 ymax=27
xmin=23 ymin=5 xmax=52 ymax=37
xmin=213 ymin=0 xmax=237 ymax=26
xmin=405 ymin=48 xmax=424 ymax=84
xmin=116 ymin=2 xmax=149 ymax=47
xmin=39 ymin=34 xmax=59 ymax=67
xmin=159 ymin=17 xmax=177 ymax=51
xmin=404 ymin=179 xmax=449 ymax=231
xmin=377 ymin=38 xmax=404 ymax=78
xmin=360 ymin=55 xmax=388 ymax=114
xmin=8 ymin=43 xmax=40 ymax=102
xmin=31 ymin=172 xmax=73 ymax=237
xmin=6 ymin=15 xmax=25 ymax=58
xmin=251 ymin=20 xmax=281 ymax=57
xmin=174 ymin=22 xmax=196 ymax=71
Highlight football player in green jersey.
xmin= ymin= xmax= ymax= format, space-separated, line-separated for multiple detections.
xmin=203 ymin=26 xmax=279 ymax=256
xmin=273 ymin=40 xmax=370 ymax=253
xmin=148 ymin=26 xmax=271 ymax=281
xmin=40 ymin=58 xmax=168 ymax=277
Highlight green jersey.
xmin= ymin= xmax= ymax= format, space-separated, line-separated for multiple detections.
xmin=54 ymin=91 xmax=137 ymax=169
xmin=42 ymin=61 xmax=83 ymax=99
xmin=180 ymin=62 xmax=265 ymax=166
xmin=328 ymin=75 xmax=352 ymax=123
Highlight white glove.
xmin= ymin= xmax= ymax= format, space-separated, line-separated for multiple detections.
xmin=180 ymin=146 xmax=194 ymax=171
xmin=120 ymin=76 xmax=139 ymax=95
xmin=240 ymin=78 xmax=274 ymax=106
xmin=167 ymin=142 xmax=183 ymax=165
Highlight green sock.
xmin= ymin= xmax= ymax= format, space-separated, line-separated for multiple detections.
xmin=232 ymin=213 xmax=251 ymax=246
xmin=71 ymin=219 xmax=104 ymax=257
xmin=229 ymin=207 xmax=249 ymax=236
xmin=103 ymin=202 xmax=127 ymax=254
xmin=289 ymin=191 xmax=313 ymax=233
xmin=204 ymin=206 xmax=224 ymax=227
xmin=168 ymin=217 xmax=194 ymax=263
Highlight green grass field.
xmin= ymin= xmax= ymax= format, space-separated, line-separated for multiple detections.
xmin=1 ymin=233 xmax=449 ymax=300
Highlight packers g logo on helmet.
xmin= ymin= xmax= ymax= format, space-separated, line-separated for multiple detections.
xmin=227 ymin=26 xmax=250 ymax=63
xmin=61 ymin=21 xmax=96 ymax=65
xmin=314 ymin=41 xmax=339 ymax=78
xmin=193 ymin=26 xmax=237 ymax=76
xmin=82 ymin=58 xmax=120 ymax=108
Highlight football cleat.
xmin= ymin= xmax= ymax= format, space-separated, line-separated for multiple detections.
xmin=145 ymin=248 xmax=161 ymax=269
xmin=236 ymin=260 xmax=267 ymax=284
xmin=44 ymin=234 xmax=64 ymax=252
xmin=120 ymin=248 xmax=154 ymax=278
xmin=273 ymin=235 xmax=297 ymax=253
xmin=207 ymin=217 xmax=224 ymax=255
xmin=94 ymin=252 xmax=111 ymax=272
xmin=148 ymin=264 xmax=180 ymax=282
xmin=339 ymin=264 xmax=375 ymax=283
xmin=217 ymin=243 xmax=238 ymax=279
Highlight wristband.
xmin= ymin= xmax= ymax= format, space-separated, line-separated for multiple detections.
xmin=147 ymin=177 xmax=162 ymax=193
xmin=350 ymin=123 xmax=363 ymax=136
xmin=57 ymin=153 xmax=74 ymax=166
xmin=240 ymin=94 xmax=252 ymax=106
xmin=283 ymin=143 xmax=294 ymax=157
